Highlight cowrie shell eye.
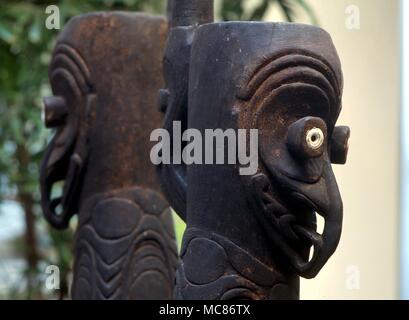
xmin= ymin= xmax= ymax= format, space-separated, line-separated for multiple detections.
xmin=306 ymin=128 xmax=324 ymax=150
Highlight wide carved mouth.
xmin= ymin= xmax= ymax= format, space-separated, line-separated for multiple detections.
xmin=279 ymin=199 xmax=324 ymax=267
xmin=260 ymin=182 xmax=325 ymax=274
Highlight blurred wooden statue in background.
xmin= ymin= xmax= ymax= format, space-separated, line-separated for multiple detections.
xmin=40 ymin=12 xmax=177 ymax=299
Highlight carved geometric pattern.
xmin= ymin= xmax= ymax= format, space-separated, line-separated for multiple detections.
xmin=175 ymin=228 xmax=299 ymax=300
xmin=51 ymin=43 xmax=92 ymax=96
xmin=72 ymin=187 xmax=178 ymax=300
xmin=41 ymin=42 xmax=94 ymax=230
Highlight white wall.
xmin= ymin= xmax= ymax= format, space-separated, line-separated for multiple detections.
xmin=265 ymin=0 xmax=401 ymax=299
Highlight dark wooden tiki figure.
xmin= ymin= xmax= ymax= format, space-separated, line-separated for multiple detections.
xmin=40 ymin=12 xmax=178 ymax=299
xmin=159 ymin=1 xmax=350 ymax=300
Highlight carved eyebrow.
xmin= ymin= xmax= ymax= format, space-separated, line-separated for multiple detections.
xmin=237 ymin=49 xmax=341 ymax=102
xmin=51 ymin=43 xmax=93 ymax=94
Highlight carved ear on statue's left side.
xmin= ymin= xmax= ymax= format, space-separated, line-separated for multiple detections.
xmin=157 ymin=1 xmax=214 ymax=221
xmin=155 ymin=27 xmax=191 ymax=221
xmin=40 ymin=43 xmax=95 ymax=230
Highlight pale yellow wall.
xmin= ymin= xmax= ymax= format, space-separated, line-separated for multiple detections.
xmin=264 ymin=0 xmax=401 ymax=299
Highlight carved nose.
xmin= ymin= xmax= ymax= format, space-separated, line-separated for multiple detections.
xmin=295 ymin=164 xmax=343 ymax=278
xmin=42 ymin=96 xmax=68 ymax=128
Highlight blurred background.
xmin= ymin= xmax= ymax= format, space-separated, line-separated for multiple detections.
xmin=0 ymin=0 xmax=405 ymax=299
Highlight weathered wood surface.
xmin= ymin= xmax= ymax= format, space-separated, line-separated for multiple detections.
xmin=40 ymin=12 xmax=178 ymax=300
xmin=159 ymin=1 xmax=350 ymax=300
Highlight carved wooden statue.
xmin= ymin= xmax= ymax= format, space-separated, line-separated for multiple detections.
xmin=158 ymin=0 xmax=350 ymax=300
xmin=40 ymin=12 xmax=178 ymax=299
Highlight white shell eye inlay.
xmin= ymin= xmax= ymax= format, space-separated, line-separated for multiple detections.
xmin=306 ymin=127 xmax=324 ymax=150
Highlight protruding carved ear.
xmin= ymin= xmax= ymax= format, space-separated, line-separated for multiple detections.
xmin=43 ymin=96 xmax=68 ymax=128
xmin=155 ymin=0 xmax=215 ymax=221
xmin=330 ymin=126 xmax=350 ymax=165
xmin=40 ymin=43 xmax=93 ymax=230
xmin=155 ymin=30 xmax=192 ymax=221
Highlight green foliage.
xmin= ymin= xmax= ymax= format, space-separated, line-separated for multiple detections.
xmin=0 ymin=0 xmax=315 ymax=299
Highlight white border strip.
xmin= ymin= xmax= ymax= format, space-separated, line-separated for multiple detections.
xmin=401 ymin=0 xmax=409 ymax=300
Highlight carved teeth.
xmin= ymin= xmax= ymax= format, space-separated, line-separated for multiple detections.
xmin=293 ymin=225 xmax=323 ymax=249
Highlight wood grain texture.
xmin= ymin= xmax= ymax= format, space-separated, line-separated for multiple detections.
xmin=40 ymin=12 xmax=178 ymax=299
xmin=159 ymin=15 xmax=349 ymax=300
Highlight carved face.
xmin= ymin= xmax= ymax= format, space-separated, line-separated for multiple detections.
xmin=240 ymin=48 xmax=349 ymax=278
xmin=42 ymin=13 xmax=169 ymax=229
xmin=40 ymin=42 xmax=94 ymax=229
xmin=182 ymin=22 xmax=349 ymax=278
